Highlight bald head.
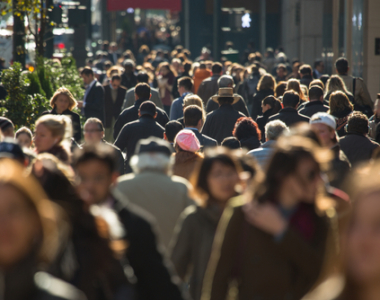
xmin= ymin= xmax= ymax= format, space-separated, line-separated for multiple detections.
xmin=218 ymin=75 xmax=234 ymax=88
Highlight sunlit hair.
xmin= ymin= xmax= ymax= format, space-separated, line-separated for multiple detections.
xmin=328 ymin=91 xmax=354 ymax=115
xmin=32 ymin=153 xmax=75 ymax=183
xmin=325 ymin=75 xmax=350 ymax=98
xmin=257 ymin=73 xmax=276 ymax=91
xmin=183 ymin=94 xmax=205 ymax=123
xmin=50 ymin=87 xmax=78 ymax=111
xmin=275 ymin=81 xmax=287 ymax=97
xmin=0 ymin=159 xmax=62 ymax=264
xmin=106 ymin=65 xmax=123 ymax=78
xmin=35 ymin=115 xmax=73 ymax=146
xmin=16 ymin=126 xmax=33 ymax=140
xmin=157 ymin=61 xmax=177 ymax=77
xmin=233 ymin=117 xmax=262 ymax=142
xmin=309 ymin=79 xmax=325 ymax=90
xmin=130 ymin=153 xmax=174 ymax=175
xmin=286 ymin=79 xmax=307 ymax=101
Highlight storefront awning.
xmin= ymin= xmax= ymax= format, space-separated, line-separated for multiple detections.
xmin=107 ymin=0 xmax=181 ymax=12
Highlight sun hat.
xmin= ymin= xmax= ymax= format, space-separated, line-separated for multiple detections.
xmin=212 ymin=87 xmax=240 ymax=104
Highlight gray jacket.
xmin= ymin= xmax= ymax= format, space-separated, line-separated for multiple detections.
xmin=248 ymin=140 xmax=276 ymax=168
xmin=123 ymin=87 xmax=163 ymax=110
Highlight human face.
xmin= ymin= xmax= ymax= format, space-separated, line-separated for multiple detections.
xmin=84 ymin=122 xmax=104 ymax=144
xmin=316 ymin=62 xmax=325 ymax=73
xmin=55 ymin=94 xmax=70 ymax=113
xmin=34 ymin=124 xmax=58 ymax=153
xmin=160 ymin=66 xmax=169 ymax=76
xmin=111 ymin=79 xmax=121 ymax=90
xmin=261 ymin=103 xmax=271 ymax=113
xmin=311 ymin=123 xmax=336 ymax=148
xmin=17 ymin=133 xmax=32 ymax=149
xmin=82 ymin=74 xmax=93 ymax=85
xmin=75 ymin=160 xmax=117 ymax=207
xmin=277 ymin=68 xmax=285 ymax=78
xmin=0 ymin=185 xmax=40 ymax=269
xmin=346 ymin=191 xmax=380 ymax=285
xmin=207 ymin=161 xmax=240 ymax=203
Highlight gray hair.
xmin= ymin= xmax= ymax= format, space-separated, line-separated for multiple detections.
xmin=265 ymin=120 xmax=289 ymax=141
xmin=218 ymin=75 xmax=234 ymax=88
xmin=129 ymin=152 xmax=174 ymax=174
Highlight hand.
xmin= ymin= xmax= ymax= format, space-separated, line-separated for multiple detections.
xmin=77 ymin=101 xmax=83 ymax=108
xmin=243 ymin=202 xmax=288 ymax=236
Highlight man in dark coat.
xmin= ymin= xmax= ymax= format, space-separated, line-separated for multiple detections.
xmin=121 ymin=59 xmax=137 ymax=90
xmin=197 ymin=62 xmax=223 ymax=105
xmin=79 ymin=67 xmax=105 ymax=123
xmin=114 ymin=83 xmax=169 ymax=140
xmin=205 ymin=75 xmax=249 ymax=116
xmin=268 ymin=91 xmax=310 ymax=127
xmin=299 ymin=64 xmax=314 ymax=88
xmin=256 ymin=95 xmax=279 ymax=142
xmin=184 ymin=105 xmax=217 ymax=150
xmin=114 ymin=101 xmax=165 ymax=172
xmin=339 ymin=111 xmax=380 ymax=166
xmin=298 ymin=86 xmax=329 ymax=118
xmin=73 ymin=144 xmax=186 ymax=300
xmin=202 ymin=88 xmax=246 ymax=144
xmin=103 ymin=74 xmax=127 ymax=142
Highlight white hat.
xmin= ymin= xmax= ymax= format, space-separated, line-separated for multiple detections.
xmin=310 ymin=112 xmax=336 ymax=130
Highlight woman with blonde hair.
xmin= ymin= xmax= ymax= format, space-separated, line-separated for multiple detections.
xmin=286 ymin=78 xmax=307 ymax=102
xmin=324 ymin=75 xmax=354 ymax=103
xmin=176 ymin=94 xmax=206 ymax=126
xmin=42 ymin=87 xmax=81 ymax=143
xmin=34 ymin=114 xmax=72 ymax=164
xmin=328 ymin=91 xmax=354 ymax=137
xmin=251 ymin=73 xmax=276 ymax=119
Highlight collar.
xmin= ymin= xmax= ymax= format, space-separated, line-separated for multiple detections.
xmin=280 ymin=107 xmax=298 ymax=113
xmin=185 ymin=127 xmax=199 ymax=132
xmin=306 ymin=100 xmax=324 ymax=106
xmin=219 ymin=104 xmax=234 ymax=110
xmin=87 ymin=79 xmax=96 ymax=89
xmin=181 ymin=92 xmax=192 ymax=97
xmin=134 ymin=98 xmax=149 ymax=108
xmin=262 ymin=140 xmax=276 ymax=148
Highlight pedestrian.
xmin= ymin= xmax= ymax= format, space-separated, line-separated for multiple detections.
xmin=170 ymin=77 xmax=194 ymax=120
xmin=250 ymin=73 xmax=276 ymax=120
xmin=298 ymin=86 xmax=329 ymax=118
xmin=193 ymin=63 xmax=211 ymax=94
xmin=197 ymin=62 xmax=223 ymax=105
xmin=157 ymin=62 xmax=176 ymax=115
xmin=170 ymin=148 xmax=243 ymax=300
xmin=232 ymin=117 xmax=262 ymax=151
xmin=256 ymin=95 xmax=282 ymax=141
xmin=324 ymin=75 xmax=354 ymax=103
xmin=221 ymin=137 xmax=241 ymax=149
xmin=286 ymin=79 xmax=308 ymax=103
xmin=299 ymin=64 xmax=314 ymax=87
xmin=15 ymin=126 xmax=33 ymax=149
xmin=328 ymin=91 xmax=354 ymax=137
xmin=0 ymin=117 xmax=14 ymax=138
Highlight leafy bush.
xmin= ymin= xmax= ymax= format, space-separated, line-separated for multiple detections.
xmin=25 ymin=71 xmax=46 ymax=97
xmin=36 ymin=56 xmax=54 ymax=99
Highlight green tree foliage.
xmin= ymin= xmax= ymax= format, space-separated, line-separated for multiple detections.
xmin=25 ymin=71 xmax=46 ymax=97
xmin=36 ymin=56 xmax=54 ymax=99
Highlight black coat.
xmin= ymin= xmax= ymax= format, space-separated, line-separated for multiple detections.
xmin=114 ymin=115 xmax=165 ymax=169
xmin=300 ymin=75 xmax=313 ymax=88
xmin=42 ymin=108 xmax=82 ymax=143
xmin=239 ymin=136 xmax=261 ymax=151
xmin=112 ymin=197 xmax=186 ymax=300
xmin=113 ymin=99 xmax=169 ymax=140
xmin=339 ymin=133 xmax=380 ymax=166
xmin=256 ymin=109 xmax=276 ymax=142
xmin=84 ymin=81 xmax=105 ymax=123
xmin=188 ymin=128 xmax=218 ymax=150
xmin=298 ymin=101 xmax=329 ymax=118
xmin=268 ymin=107 xmax=310 ymax=127
xmin=202 ymin=104 xmax=246 ymax=144
xmin=121 ymin=72 xmax=137 ymax=90
xmin=104 ymin=84 xmax=127 ymax=128
xmin=250 ymin=89 xmax=274 ymax=120
xmin=206 ymin=95 xmax=249 ymax=117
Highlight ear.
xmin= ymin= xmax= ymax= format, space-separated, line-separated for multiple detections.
xmin=154 ymin=112 xmax=158 ymax=119
xmin=149 ymin=93 xmax=152 ymax=99
xmin=163 ymin=132 xmax=168 ymax=141
xmin=197 ymin=119 xmax=203 ymax=128
xmin=111 ymin=172 xmax=119 ymax=185
xmin=138 ymin=110 xmax=141 ymax=117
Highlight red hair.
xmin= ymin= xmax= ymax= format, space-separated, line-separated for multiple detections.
xmin=233 ymin=117 xmax=262 ymax=141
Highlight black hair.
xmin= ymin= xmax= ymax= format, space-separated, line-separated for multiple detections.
xmin=309 ymin=86 xmax=324 ymax=100
xmin=221 ymin=137 xmax=241 ymax=149
xmin=282 ymin=91 xmax=300 ymax=108
xmin=347 ymin=111 xmax=369 ymax=135
xmin=136 ymin=72 xmax=149 ymax=83
xmin=217 ymin=97 xmax=234 ymax=105
xmin=111 ymin=74 xmax=121 ymax=82
xmin=211 ymin=62 xmax=223 ymax=74
xmin=299 ymin=64 xmax=313 ymax=76
xmin=165 ymin=121 xmax=183 ymax=143
xmin=184 ymin=105 xmax=203 ymax=127
xmin=135 ymin=82 xmax=151 ymax=100
xmin=178 ymin=76 xmax=193 ymax=91
xmin=81 ymin=67 xmax=94 ymax=77
xmin=335 ymin=57 xmax=349 ymax=75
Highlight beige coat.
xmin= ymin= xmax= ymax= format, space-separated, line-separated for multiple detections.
xmin=339 ymin=74 xmax=373 ymax=107
xmin=115 ymin=171 xmax=194 ymax=249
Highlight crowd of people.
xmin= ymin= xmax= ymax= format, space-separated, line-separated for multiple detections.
xmin=1 ymin=43 xmax=380 ymax=300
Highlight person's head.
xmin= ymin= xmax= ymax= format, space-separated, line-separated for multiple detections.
xmin=309 ymin=79 xmax=324 ymax=90
xmin=183 ymin=94 xmax=205 ymax=123
xmin=256 ymin=136 xmax=329 ymax=205
xmin=110 ymin=74 xmax=121 ymax=90
xmin=73 ymin=144 xmax=119 ymax=206
xmin=136 ymin=71 xmax=149 ymax=83
xmin=335 ymin=57 xmax=349 ymax=75
xmin=275 ymin=81 xmax=287 ymax=97
xmin=81 ymin=67 xmax=94 ymax=85
xmin=257 ymin=74 xmax=276 ymax=92
xmin=158 ymin=62 xmax=173 ymax=76
xmin=15 ymin=127 xmax=33 ymax=149
xmin=265 ymin=120 xmax=289 ymax=141
xmin=174 ymin=129 xmax=201 ymax=153
xmin=178 ymin=76 xmax=193 ymax=95
xmin=50 ymin=87 xmax=78 ymax=112
xmin=0 ymin=138 xmax=26 ymax=166
xmin=123 ymin=59 xmax=135 ymax=73
xmin=221 ymin=137 xmax=241 ymax=149
xmin=314 ymin=59 xmax=325 ymax=73
xmin=326 ymin=75 xmax=349 ymax=95
xmin=134 ymin=82 xmax=151 ymax=101
xmin=211 ymin=62 xmax=223 ymax=75
xmin=299 ymin=64 xmax=313 ymax=78
xmin=286 ymin=79 xmax=305 ymax=100
xmin=0 ymin=159 xmax=59 ymax=269
xmin=184 ymin=105 xmax=203 ymax=130
xmin=138 ymin=101 xmax=157 ymax=119
xmin=328 ymin=91 xmax=354 ymax=115
xmin=282 ymin=90 xmax=300 ymax=108
xmin=346 ymin=112 xmax=369 ymax=136
xmin=309 ymin=85 xmax=324 ymax=102
xmin=0 ymin=117 xmax=14 ymax=138
xmin=261 ymin=95 xmax=282 ymax=114
xmin=191 ymin=148 xmax=242 ymax=205
xmin=183 ymin=61 xmax=192 ymax=73
xmin=213 ymin=87 xmax=237 ymax=106
xmin=130 ymin=137 xmax=173 ymax=175
xmin=310 ymin=112 xmax=338 ymax=148
xmin=34 ymin=115 xmax=71 ymax=153
xmin=276 ymin=64 xmax=287 ymax=78
xmin=233 ymin=117 xmax=261 ymax=142
xmin=217 ymin=75 xmax=234 ymax=88
xmin=164 ymin=120 xmax=183 ymax=143
xmin=84 ymin=118 xmax=105 ymax=144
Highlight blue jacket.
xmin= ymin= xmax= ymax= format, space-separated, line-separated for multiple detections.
xmin=248 ymin=140 xmax=276 ymax=168
xmin=170 ymin=92 xmax=193 ymax=120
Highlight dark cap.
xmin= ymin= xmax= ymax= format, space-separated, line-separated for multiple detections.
xmin=135 ymin=137 xmax=172 ymax=156
xmin=0 ymin=117 xmax=14 ymax=131
xmin=0 ymin=138 xmax=25 ymax=162
xmin=139 ymin=101 xmax=156 ymax=117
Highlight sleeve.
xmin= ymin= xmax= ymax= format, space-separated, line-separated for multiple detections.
xmin=114 ymin=125 xmax=128 ymax=152
xmin=197 ymin=82 xmax=206 ymax=103
xmin=116 ymin=148 xmax=125 ymax=175
xmin=206 ymin=98 xmax=216 ymax=114
xmin=170 ymin=99 xmax=181 ymax=121
xmin=123 ymin=90 xmax=134 ymax=110
xmin=113 ymin=113 xmax=125 ymax=140
xmin=237 ymin=98 xmax=249 ymax=117
xmin=201 ymin=116 xmax=212 ymax=137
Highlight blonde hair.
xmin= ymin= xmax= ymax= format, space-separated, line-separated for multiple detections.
xmin=286 ymin=79 xmax=307 ymax=101
xmin=50 ymin=87 xmax=77 ymax=111
xmin=183 ymin=94 xmax=205 ymax=123
xmin=35 ymin=115 xmax=72 ymax=146
xmin=325 ymin=75 xmax=350 ymax=97
xmin=328 ymin=91 xmax=354 ymax=115
xmin=257 ymin=73 xmax=276 ymax=91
